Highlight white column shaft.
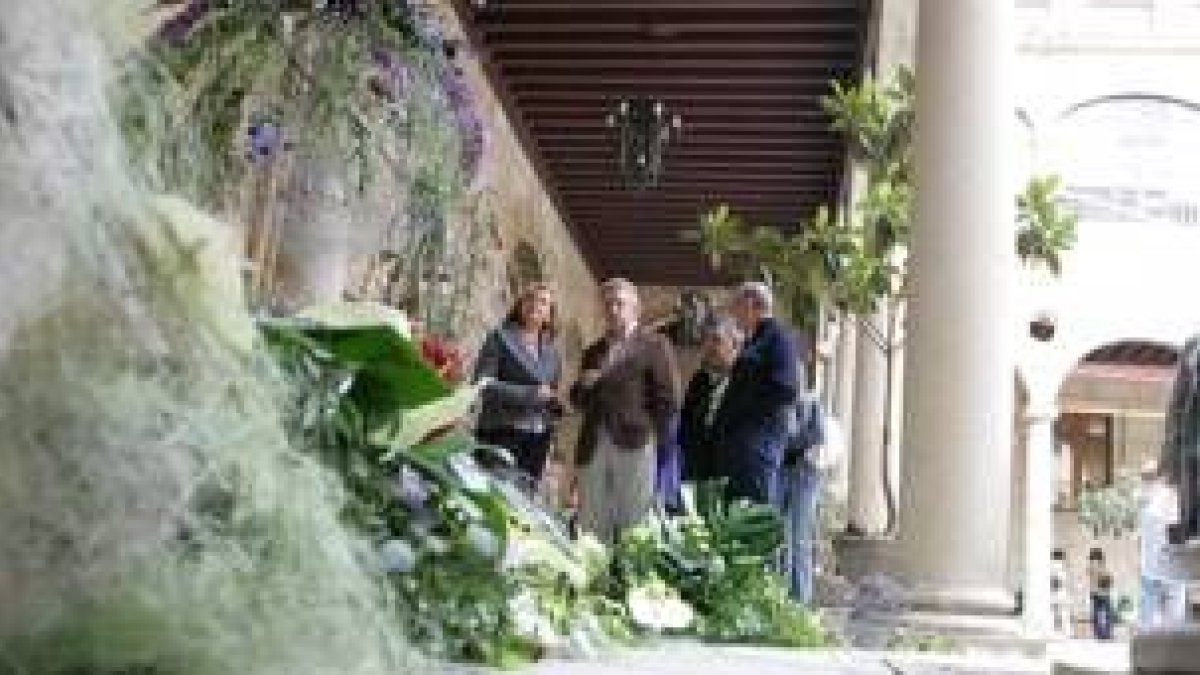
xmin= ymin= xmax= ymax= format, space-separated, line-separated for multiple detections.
xmin=897 ymin=0 xmax=1017 ymax=613
xmin=1024 ymin=404 xmax=1057 ymax=636
xmin=849 ymin=311 xmax=889 ymax=534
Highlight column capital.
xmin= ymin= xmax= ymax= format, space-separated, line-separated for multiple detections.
xmin=1024 ymin=403 xmax=1059 ymax=424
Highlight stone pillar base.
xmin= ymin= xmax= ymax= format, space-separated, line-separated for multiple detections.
xmin=849 ymin=611 xmax=1043 ymax=658
xmin=833 ymin=534 xmax=901 ymax=582
xmin=905 ymin=585 xmax=1017 ymax=617
xmin=1131 ymin=544 xmax=1200 ymax=673
xmin=1132 ymin=627 xmax=1200 ymax=673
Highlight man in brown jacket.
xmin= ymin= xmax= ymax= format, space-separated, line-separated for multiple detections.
xmin=570 ymin=278 xmax=681 ymax=544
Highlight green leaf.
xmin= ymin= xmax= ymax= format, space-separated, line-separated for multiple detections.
xmin=263 ymin=320 xmax=450 ymax=415
xmin=376 ymin=382 xmax=481 ymax=454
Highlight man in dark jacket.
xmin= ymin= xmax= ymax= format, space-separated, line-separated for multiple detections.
xmin=718 ymin=282 xmax=800 ymax=506
xmin=570 ymin=278 xmax=681 ymax=544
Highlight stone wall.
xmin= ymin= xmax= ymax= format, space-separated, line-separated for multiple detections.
xmin=434 ymin=2 xmax=602 ymax=364
xmin=429 ymin=2 xmax=609 ymax=488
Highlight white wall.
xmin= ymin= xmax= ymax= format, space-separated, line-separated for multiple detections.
xmin=1012 ymin=25 xmax=1200 ymax=395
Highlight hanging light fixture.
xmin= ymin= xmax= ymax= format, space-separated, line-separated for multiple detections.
xmin=605 ymin=97 xmax=681 ymax=189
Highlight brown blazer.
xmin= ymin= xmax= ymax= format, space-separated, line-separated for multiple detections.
xmin=570 ymin=329 xmax=681 ymax=467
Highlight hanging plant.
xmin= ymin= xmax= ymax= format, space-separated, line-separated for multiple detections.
xmin=1016 ymin=174 xmax=1078 ymax=276
xmin=121 ymin=0 xmax=466 ymax=212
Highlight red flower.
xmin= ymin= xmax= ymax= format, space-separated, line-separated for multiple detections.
xmin=419 ymin=335 xmax=464 ymax=384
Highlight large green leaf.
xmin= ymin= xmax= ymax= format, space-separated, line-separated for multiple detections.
xmin=262 ymin=320 xmax=451 ymax=414
xmin=375 ymin=381 xmax=480 ymax=454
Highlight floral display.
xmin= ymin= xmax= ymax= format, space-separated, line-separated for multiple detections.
xmin=7 ymin=0 xmax=834 ymax=669
xmin=259 ymin=310 xmax=830 ymax=666
xmin=419 ymin=333 xmax=466 ymax=384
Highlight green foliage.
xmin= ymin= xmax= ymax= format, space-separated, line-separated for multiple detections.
xmin=696 ymin=68 xmax=914 ymax=322
xmin=604 ymin=482 xmax=831 ymax=648
xmin=262 ymin=317 xmax=627 ymax=667
xmin=1077 ymin=472 xmax=1141 ymax=538
xmin=825 ymin=67 xmax=915 ymax=173
xmin=1016 ymin=174 xmax=1078 ymax=275
xmin=262 ymin=317 xmax=833 ymax=664
xmin=698 ymin=66 xmax=1079 ymax=323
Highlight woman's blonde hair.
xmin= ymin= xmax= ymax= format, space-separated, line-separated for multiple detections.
xmin=505 ymin=281 xmax=557 ymax=336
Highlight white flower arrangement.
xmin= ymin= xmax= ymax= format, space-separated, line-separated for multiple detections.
xmin=626 ymin=581 xmax=695 ymax=631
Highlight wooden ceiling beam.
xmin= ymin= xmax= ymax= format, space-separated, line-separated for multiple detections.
xmin=541 ymin=139 xmax=837 ymax=150
xmin=503 ymin=74 xmax=837 ymax=89
xmin=538 ymin=136 xmax=840 ymax=149
xmin=489 ymin=42 xmax=855 ymax=57
xmin=566 ymin=201 xmax=811 ymax=211
xmin=547 ymin=158 xmax=835 ymax=170
xmin=555 ymin=171 xmax=831 ymax=184
xmin=503 ymin=65 xmax=851 ymax=81
xmin=473 ymin=2 xmax=860 ymax=16
xmin=558 ymin=186 xmax=828 ymax=195
xmin=529 ymin=119 xmax=834 ymax=133
xmin=515 ymin=91 xmax=826 ymax=104
xmin=481 ymin=19 xmax=858 ymax=36
xmin=560 ymin=187 xmax=828 ymax=198
xmin=522 ymin=105 xmax=830 ymax=120
xmin=453 ymin=0 xmax=867 ymax=287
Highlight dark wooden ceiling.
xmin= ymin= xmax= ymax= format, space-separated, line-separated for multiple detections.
xmin=451 ymin=0 xmax=870 ymax=285
xmin=1083 ymin=341 xmax=1179 ymax=368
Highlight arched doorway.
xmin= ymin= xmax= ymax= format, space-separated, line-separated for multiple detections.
xmin=1049 ymin=339 xmax=1179 ymax=637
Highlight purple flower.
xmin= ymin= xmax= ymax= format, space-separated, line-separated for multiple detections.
xmin=371 ymin=49 xmax=413 ymax=103
xmin=439 ymin=66 xmax=486 ymax=181
xmin=246 ymin=120 xmax=283 ymax=161
xmin=393 ymin=465 xmax=432 ymax=508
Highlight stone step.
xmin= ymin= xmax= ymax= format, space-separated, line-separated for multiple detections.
xmin=1131 ymin=627 xmax=1200 ymax=673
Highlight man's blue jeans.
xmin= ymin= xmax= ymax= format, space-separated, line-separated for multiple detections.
xmin=1140 ymin=576 xmax=1187 ymax=628
xmin=780 ymin=461 xmax=821 ymax=605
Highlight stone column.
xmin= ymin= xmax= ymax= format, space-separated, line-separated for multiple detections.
xmin=824 ymin=312 xmax=856 ymax=507
xmin=276 ymin=159 xmax=354 ymax=308
xmin=848 ymin=310 xmax=889 ymax=535
xmin=1022 ymin=398 xmax=1057 ymax=637
xmin=833 ymin=313 xmax=858 ymax=428
xmin=896 ymin=0 xmax=1017 ymax=615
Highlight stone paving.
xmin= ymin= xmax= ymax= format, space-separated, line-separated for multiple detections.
xmin=514 ymin=641 xmax=1052 ymax=675
xmin=443 ymin=638 xmax=1131 ymax=674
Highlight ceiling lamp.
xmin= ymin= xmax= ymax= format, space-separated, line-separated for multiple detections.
xmin=605 ymin=97 xmax=681 ymax=189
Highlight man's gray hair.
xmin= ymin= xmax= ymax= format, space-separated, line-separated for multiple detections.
xmin=735 ymin=281 xmax=774 ymax=314
xmin=702 ymin=314 xmax=745 ymax=346
xmin=600 ymin=277 xmax=639 ymax=301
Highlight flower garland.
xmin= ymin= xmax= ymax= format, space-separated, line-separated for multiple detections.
xmin=126 ymin=0 xmax=485 ymax=214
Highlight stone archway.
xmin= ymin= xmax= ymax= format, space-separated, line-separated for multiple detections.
xmin=1049 ymin=94 xmax=1200 ymax=227
xmin=1045 ymin=339 xmax=1178 ymax=636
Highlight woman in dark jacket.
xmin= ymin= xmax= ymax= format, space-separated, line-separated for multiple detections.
xmin=473 ymin=283 xmax=562 ymax=481
xmin=678 ymin=316 xmax=744 ymax=484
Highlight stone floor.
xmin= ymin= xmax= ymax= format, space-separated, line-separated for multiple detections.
xmin=441 ymin=638 xmax=1130 ymax=674
xmin=515 ymin=641 xmax=1048 ymax=674
xmin=445 ymin=639 xmax=1130 ymax=675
